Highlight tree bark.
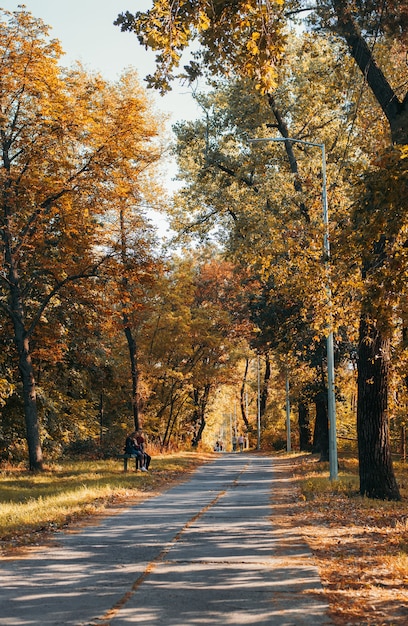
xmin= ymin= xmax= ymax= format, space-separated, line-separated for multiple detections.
xmin=17 ymin=334 xmax=44 ymax=471
xmin=267 ymin=94 xmax=310 ymax=222
xmin=332 ymin=0 xmax=408 ymax=144
xmin=331 ymin=2 xmax=403 ymax=499
xmin=313 ymin=390 xmax=329 ymax=461
xmin=239 ymin=358 xmax=252 ymax=432
xmin=123 ymin=326 xmax=140 ymax=432
xmin=5 ymin=220 xmax=43 ymax=470
xmin=298 ymin=401 xmax=312 ymax=451
xmin=120 ymin=208 xmax=141 ymax=432
xmin=357 ymin=316 xmax=401 ymax=499
xmin=259 ymin=352 xmax=271 ymax=423
xmin=191 ymin=384 xmax=210 ymax=447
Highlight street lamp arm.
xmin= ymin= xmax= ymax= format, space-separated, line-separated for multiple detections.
xmin=248 ymin=136 xmax=324 ymax=149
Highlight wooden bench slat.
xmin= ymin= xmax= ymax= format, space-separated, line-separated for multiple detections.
xmin=118 ymin=454 xmax=140 ymax=472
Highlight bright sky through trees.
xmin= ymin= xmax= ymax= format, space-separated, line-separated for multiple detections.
xmin=0 ymin=0 xmax=203 ymax=213
xmin=0 ymin=1 xmax=200 ymax=121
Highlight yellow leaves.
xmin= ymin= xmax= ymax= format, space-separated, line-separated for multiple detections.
xmin=119 ymin=0 xmax=286 ymax=95
xmin=197 ymin=10 xmax=210 ymax=31
xmin=399 ymin=145 xmax=408 ymax=160
xmin=246 ymin=31 xmax=261 ymax=55
xmin=0 ymin=378 xmax=14 ymax=407
xmin=293 ymin=457 xmax=408 ymax=623
xmin=256 ymin=64 xmax=278 ymax=94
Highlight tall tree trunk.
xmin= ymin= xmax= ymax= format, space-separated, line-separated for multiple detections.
xmin=313 ymin=390 xmax=329 ymax=461
xmin=162 ymin=400 xmax=175 ymax=449
xmin=8 ymin=246 xmax=43 ymax=470
xmin=17 ymin=335 xmax=44 ymax=471
xmin=120 ymin=208 xmax=140 ymax=431
xmin=239 ymin=358 xmax=251 ymax=432
xmin=124 ymin=325 xmax=140 ymax=431
xmin=191 ymin=384 xmax=210 ymax=447
xmin=401 ymin=426 xmax=406 ymax=464
xmin=357 ymin=316 xmax=401 ymax=500
xmin=331 ymin=0 xmax=404 ymax=500
xmin=298 ymin=401 xmax=312 ymax=452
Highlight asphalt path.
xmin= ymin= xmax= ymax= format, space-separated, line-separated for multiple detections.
xmin=0 ymin=453 xmax=332 ymax=626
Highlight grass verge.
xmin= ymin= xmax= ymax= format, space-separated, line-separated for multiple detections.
xmin=0 ymin=451 xmax=212 ymax=554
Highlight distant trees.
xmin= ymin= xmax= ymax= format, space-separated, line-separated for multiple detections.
xmin=140 ymin=253 xmax=251 ymax=449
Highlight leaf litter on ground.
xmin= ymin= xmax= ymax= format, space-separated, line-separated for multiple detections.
xmin=278 ymin=454 xmax=408 ymax=625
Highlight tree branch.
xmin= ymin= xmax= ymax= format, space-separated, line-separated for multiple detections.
xmin=25 ymin=255 xmax=109 ymax=339
xmin=331 ymin=0 xmax=408 ymax=143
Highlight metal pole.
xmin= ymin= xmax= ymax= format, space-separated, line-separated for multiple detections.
xmin=257 ymin=353 xmax=261 ymax=450
xmin=321 ymin=143 xmax=338 ymax=480
xmin=248 ymin=136 xmax=338 ymax=479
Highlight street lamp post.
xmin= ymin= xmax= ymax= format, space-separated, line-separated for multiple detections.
xmin=285 ymin=372 xmax=291 ymax=453
xmin=248 ymin=136 xmax=338 ymax=480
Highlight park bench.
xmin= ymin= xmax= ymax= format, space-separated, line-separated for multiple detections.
xmin=118 ymin=453 xmax=141 ymax=472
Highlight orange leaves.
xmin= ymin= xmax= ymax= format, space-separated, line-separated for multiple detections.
xmin=0 ymin=9 xmax=167 ymax=451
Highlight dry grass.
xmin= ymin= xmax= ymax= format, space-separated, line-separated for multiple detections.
xmin=0 ymin=451 xmax=212 ymax=555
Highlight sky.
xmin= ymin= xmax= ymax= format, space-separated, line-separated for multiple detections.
xmin=0 ymin=1 xmax=204 ymax=224
xmin=0 ymin=1 xmax=201 ymax=123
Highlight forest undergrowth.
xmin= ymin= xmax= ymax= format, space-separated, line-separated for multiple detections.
xmin=281 ymin=453 xmax=408 ymax=625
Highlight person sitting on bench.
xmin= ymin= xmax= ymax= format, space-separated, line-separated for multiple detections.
xmin=124 ymin=431 xmax=147 ymax=471
xmin=135 ymin=429 xmax=151 ymax=471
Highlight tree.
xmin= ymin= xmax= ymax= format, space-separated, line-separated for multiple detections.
xmin=0 ymin=8 xmax=165 ymax=469
xmin=122 ymin=1 xmax=406 ymax=499
xmin=168 ymin=38 xmax=367 ymax=461
xmin=140 ymin=252 xmax=249 ymax=447
xmin=109 ymin=201 xmax=163 ymax=433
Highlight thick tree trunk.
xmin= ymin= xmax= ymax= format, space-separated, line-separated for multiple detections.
xmin=357 ymin=316 xmax=401 ymax=500
xmin=13 ymin=324 xmax=44 ymax=471
xmin=298 ymin=401 xmax=312 ymax=452
xmin=330 ymin=0 xmax=405 ymax=501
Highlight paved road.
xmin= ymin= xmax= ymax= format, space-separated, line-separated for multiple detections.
xmin=0 ymin=454 xmax=332 ymax=625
